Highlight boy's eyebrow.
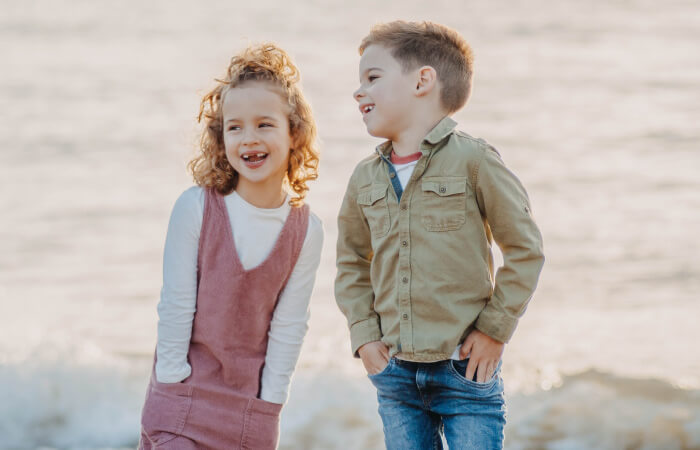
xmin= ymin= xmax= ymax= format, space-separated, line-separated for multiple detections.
xmin=361 ymin=67 xmax=384 ymax=76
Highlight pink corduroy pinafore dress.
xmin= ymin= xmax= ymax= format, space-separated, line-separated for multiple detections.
xmin=139 ymin=188 xmax=309 ymax=449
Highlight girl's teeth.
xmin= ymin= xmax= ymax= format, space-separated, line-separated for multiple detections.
xmin=242 ymin=153 xmax=267 ymax=160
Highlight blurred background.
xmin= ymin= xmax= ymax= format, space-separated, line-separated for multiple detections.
xmin=1 ymin=0 xmax=699 ymax=448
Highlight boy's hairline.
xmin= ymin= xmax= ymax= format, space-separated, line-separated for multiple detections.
xmin=360 ymin=42 xmax=439 ymax=76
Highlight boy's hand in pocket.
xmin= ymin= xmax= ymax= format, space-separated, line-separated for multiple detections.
xmin=358 ymin=341 xmax=390 ymax=375
xmin=459 ymin=329 xmax=504 ymax=382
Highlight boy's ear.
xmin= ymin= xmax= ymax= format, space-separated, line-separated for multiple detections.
xmin=415 ymin=66 xmax=437 ymax=97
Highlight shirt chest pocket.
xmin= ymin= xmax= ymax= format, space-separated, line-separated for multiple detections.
xmin=421 ymin=177 xmax=468 ymax=231
xmin=357 ymin=184 xmax=390 ymax=238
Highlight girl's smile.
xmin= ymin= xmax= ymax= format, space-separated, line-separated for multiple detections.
xmin=240 ymin=151 xmax=269 ymax=168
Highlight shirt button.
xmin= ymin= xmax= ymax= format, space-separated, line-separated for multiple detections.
xmin=439 ymin=186 xmax=446 ymax=193
xmin=402 ymin=314 xmax=408 ymax=320
xmin=402 ymin=277 xmax=408 ymax=283
xmin=401 ymin=204 xmax=407 ymax=210
xmin=401 ymin=240 xmax=408 ymax=247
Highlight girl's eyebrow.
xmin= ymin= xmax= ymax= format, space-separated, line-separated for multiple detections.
xmin=225 ymin=116 xmax=279 ymax=124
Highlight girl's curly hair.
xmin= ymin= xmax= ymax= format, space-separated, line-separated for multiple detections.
xmin=188 ymin=43 xmax=319 ymax=207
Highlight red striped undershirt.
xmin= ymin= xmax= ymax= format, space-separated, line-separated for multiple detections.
xmin=390 ymin=150 xmax=422 ymax=165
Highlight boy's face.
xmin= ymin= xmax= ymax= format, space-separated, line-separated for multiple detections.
xmin=354 ymin=45 xmax=417 ymax=141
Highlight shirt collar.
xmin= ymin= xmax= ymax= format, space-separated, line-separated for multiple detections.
xmin=374 ymin=116 xmax=458 ymax=157
xmin=423 ymin=116 xmax=457 ymax=145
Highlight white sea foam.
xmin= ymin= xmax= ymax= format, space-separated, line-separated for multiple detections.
xmin=0 ymin=345 xmax=145 ymax=449
xmin=3 ymin=352 xmax=699 ymax=449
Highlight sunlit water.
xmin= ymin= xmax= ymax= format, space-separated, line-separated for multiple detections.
xmin=1 ymin=0 xmax=699 ymax=448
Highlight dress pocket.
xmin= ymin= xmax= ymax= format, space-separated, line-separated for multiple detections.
xmin=141 ymin=381 xmax=193 ymax=445
xmin=421 ymin=177 xmax=468 ymax=231
xmin=357 ymin=184 xmax=391 ymax=238
xmin=240 ymin=398 xmax=283 ymax=450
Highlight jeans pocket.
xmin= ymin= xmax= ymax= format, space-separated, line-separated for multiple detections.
xmin=367 ymin=357 xmax=395 ymax=379
xmin=448 ymin=358 xmax=501 ymax=389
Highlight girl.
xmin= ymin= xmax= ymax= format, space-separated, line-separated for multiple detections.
xmin=139 ymin=44 xmax=323 ymax=449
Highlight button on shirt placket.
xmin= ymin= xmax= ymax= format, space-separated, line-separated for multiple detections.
xmin=391 ymin=147 xmax=432 ymax=356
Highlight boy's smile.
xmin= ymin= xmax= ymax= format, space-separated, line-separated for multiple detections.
xmin=354 ymin=45 xmax=417 ymax=141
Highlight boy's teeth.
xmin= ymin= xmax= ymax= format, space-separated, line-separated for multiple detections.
xmin=364 ymin=105 xmax=374 ymax=113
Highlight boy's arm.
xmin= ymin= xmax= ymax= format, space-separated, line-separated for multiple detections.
xmin=335 ymin=170 xmax=383 ymax=358
xmin=472 ymin=145 xmax=545 ymax=344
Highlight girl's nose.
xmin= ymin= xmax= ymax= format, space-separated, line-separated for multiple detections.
xmin=241 ymin=128 xmax=260 ymax=145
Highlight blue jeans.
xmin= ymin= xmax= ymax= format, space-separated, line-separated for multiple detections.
xmin=368 ymin=357 xmax=506 ymax=450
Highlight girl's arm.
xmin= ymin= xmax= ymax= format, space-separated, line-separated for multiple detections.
xmin=155 ymin=187 xmax=203 ymax=383
xmin=260 ymin=212 xmax=324 ymax=404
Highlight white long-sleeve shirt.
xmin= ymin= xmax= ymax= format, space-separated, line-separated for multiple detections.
xmin=155 ymin=186 xmax=323 ymax=404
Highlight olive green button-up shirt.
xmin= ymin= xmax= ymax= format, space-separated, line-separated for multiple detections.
xmin=335 ymin=117 xmax=545 ymax=362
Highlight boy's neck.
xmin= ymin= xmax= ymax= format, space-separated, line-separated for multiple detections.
xmin=391 ymin=113 xmax=448 ymax=157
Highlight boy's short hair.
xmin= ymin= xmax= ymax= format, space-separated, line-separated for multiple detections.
xmin=359 ymin=21 xmax=474 ymax=114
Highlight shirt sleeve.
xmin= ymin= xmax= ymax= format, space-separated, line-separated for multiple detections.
xmin=334 ymin=169 xmax=383 ymax=357
xmin=155 ymin=187 xmax=203 ymax=383
xmin=472 ymin=145 xmax=545 ymax=343
xmin=259 ymin=212 xmax=324 ymax=404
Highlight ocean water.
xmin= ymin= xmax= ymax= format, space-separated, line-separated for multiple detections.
xmin=1 ymin=0 xmax=699 ymax=448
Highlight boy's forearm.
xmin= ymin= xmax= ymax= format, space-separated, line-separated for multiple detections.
xmin=474 ymin=146 xmax=545 ymax=343
xmin=335 ymin=247 xmax=382 ymax=357
xmin=335 ymin=174 xmax=383 ymax=357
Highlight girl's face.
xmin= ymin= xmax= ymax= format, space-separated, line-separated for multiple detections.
xmin=222 ymin=82 xmax=292 ymax=199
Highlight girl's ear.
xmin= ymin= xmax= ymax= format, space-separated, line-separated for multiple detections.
xmin=415 ymin=66 xmax=437 ymax=97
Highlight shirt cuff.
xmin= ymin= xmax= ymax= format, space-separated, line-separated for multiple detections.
xmin=350 ymin=316 xmax=383 ymax=358
xmin=259 ymin=387 xmax=286 ymax=405
xmin=155 ymin=361 xmax=192 ymax=383
xmin=474 ymin=305 xmax=518 ymax=343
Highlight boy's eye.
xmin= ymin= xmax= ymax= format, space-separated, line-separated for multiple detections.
xmin=259 ymin=123 xmax=274 ymax=128
xmin=368 ymin=75 xmax=378 ymax=82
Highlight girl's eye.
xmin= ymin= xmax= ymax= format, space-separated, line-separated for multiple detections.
xmin=368 ymin=75 xmax=378 ymax=82
xmin=228 ymin=125 xmax=240 ymax=131
xmin=259 ymin=123 xmax=274 ymax=128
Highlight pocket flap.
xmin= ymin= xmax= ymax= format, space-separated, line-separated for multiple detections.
xmin=357 ymin=185 xmax=389 ymax=206
xmin=422 ymin=178 xmax=467 ymax=196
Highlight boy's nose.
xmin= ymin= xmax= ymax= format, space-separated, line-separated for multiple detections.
xmin=353 ymin=86 xmax=364 ymax=102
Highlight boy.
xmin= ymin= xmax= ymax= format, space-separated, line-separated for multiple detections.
xmin=335 ymin=21 xmax=545 ymax=449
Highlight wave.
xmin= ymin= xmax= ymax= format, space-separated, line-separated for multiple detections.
xmin=2 ymin=357 xmax=699 ymax=450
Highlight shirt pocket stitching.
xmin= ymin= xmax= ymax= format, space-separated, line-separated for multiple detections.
xmin=420 ymin=177 xmax=468 ymax=232
xmin=357 ymin=184 xmax=390 ymax=238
